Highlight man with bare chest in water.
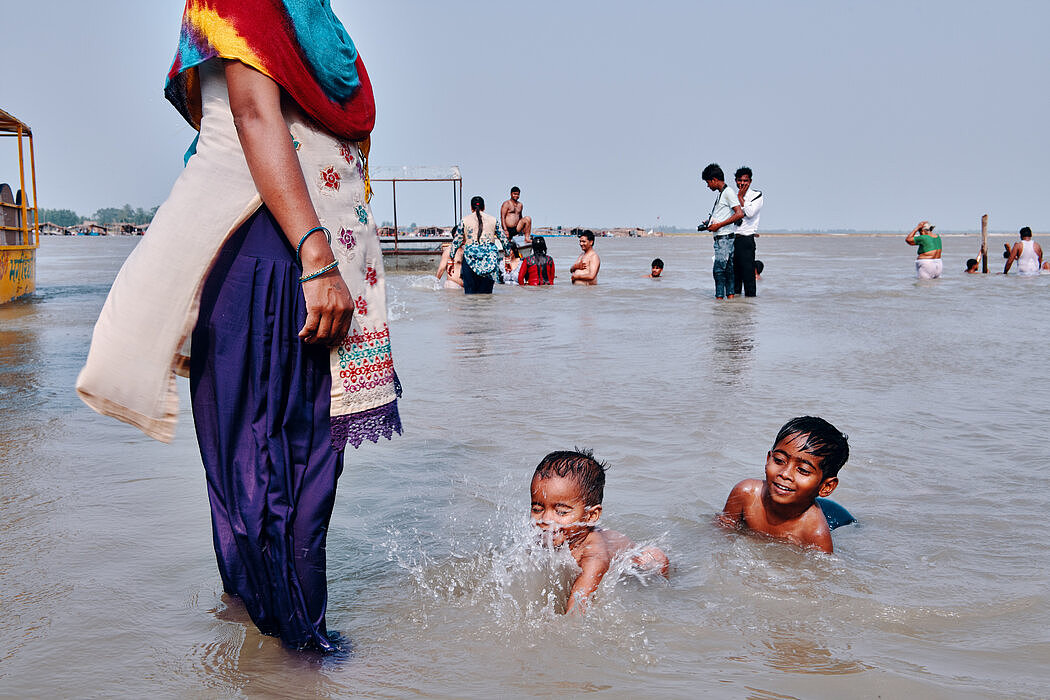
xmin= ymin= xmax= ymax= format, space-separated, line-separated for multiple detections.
xmin=500 ymin=186 xmax=533 ymax=243
xmin=570 ymin=230 xmax=600 ymax=285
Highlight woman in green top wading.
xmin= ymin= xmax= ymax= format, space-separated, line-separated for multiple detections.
xmin=906 ymin=220 xmax=943 ymax=279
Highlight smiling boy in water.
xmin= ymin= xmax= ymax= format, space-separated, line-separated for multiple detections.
xmin=530 ymin=450 xmax=669 ymax=614
xmin=719 ymin=416 xmax=849 ymax=554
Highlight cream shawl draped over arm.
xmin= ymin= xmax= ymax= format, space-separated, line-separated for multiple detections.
xmin=76 ymin=61 xmax=400 ymax=447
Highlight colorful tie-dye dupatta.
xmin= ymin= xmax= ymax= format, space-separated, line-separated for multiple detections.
xmin=165 ymin=0 xmax=375 ymax=141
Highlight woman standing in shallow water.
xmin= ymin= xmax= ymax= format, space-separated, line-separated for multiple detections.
xmin=77 ymin=0 xmax=401 ymax=652
xmin=449 ymin=196 xmax=509 ymax=294
xmin=906 ymin=220 xmax=943 ymax=279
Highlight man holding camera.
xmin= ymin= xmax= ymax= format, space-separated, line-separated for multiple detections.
xmin=700 ymin=163 xmax=744 ymax=299
xmin=732 ymin=166 xmax=763 ymax=297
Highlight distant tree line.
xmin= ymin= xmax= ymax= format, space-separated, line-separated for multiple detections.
xmin=39 ymin=204 xmax=159 ymax=228
xmin=39 ymin=208 xmax=81 ymax=227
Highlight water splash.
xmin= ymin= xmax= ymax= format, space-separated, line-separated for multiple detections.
xmin=373 ymin=490 xmax=669 ymax=666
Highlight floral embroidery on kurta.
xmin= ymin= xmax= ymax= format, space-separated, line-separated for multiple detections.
xmin=320 ymin=166 xmax=341 ymax=190
xmin=339 ymin=143 xmax=354 ymax=165
xmin=335 ymin=324 xmax=396 ymax=405
xmin=339 ymin=226 xmax=356 ymax=250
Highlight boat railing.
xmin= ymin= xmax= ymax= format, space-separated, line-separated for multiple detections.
xmin=1 ymin=108 xmax=39 ymax=304
xmin=0 ymin=108 xmax=40 ymax=250
xmin=0 ymin=196 xmax=37 ymax=247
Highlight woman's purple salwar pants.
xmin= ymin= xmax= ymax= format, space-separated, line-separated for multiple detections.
xmin=190 ymin=207 xmax=342 ymax=652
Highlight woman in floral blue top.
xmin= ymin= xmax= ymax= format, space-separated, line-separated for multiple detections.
xmin=449 ymin=195 xmax=509 ymax=294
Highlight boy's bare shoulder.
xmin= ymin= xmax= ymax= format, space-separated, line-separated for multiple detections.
xmin=732 ymin=479 xmax=765 ymax=496
xmin=792 ymin=503 xmax=834 ymax=552
xmin=576 ymin=528 xmax=632 ymax=563
xmin=596 ymin=528 xmax=633 ymax=554
xmin=720 ymin=478 xmax=764 ymax=521
xmin=571 ymin=528 xmax=671 ymax=583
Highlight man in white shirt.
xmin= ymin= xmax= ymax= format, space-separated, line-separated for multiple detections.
xmin=701 ymin=163 xmax=744 ymax=299
xmin=732 ymin=166 xmax=763 ymax=297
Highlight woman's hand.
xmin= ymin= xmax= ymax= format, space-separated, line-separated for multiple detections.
xmin=299 ymin=266 xmax=354 ymax=345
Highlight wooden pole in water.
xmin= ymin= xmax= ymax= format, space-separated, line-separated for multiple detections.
xmin=981 ymin=214 xmax=988 ymax=273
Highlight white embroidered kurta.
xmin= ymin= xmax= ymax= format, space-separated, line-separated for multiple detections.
xmin=76 ymin=60 xmax=397 ymax=443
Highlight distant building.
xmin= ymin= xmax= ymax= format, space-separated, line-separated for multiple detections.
xmin=39 ymin=222 xmax=71 ymax=236
xmin=73 ymin=221 xmax=108 ymax=235
xmin=110 ymin=222 xmax=146 ymax=235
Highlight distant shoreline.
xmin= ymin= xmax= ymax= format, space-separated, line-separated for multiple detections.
xmin=40 ymin=230 xmax=1019 ymax=239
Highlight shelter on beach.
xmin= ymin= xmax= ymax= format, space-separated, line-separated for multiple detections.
xmin=370 ymin=165 xmax=462 ymax=260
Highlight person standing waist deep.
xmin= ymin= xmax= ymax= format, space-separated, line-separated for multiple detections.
xmin=1004 ymin=227 xmax=1043 ymax=275
xmin=905 ymin=220 xmax=942 ymax=279
xmin=450 ymin=196 xmax=509 ymax=294
xmin=518 ymin=235 xmax=555 ymax=285
xmin=700 ymin=163 xmax=744 ymax=299
xmin=732 ymin=166 xmax=763 ymax=297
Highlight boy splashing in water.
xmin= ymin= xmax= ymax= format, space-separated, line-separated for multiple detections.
xmin=719 ymin=417 xmax=849 ymax=553
xmin=530 ymin=450 xmax=669 ymax=614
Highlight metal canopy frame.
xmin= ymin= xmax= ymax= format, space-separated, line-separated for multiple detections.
xmin=0 ymin=108 xmax=39 ymax=249
xmin=370 ymin=166 xmax=462 ymax=255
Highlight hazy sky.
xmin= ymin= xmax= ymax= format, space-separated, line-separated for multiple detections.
xmin=3 ymin=1 xmax=1049 ymax=231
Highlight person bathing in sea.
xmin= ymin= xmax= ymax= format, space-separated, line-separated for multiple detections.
xmin=719 ymin=416 xmax=849 ymax=554
xmin=570 ymin=230 xmax=600 ymax=285
xmin=436 ymin=242 xmax=463 ymax=288
xmin=648 ymin=258 xmax=664 ymax=278
xmin=503 ymin=240 xmax=522 ymax=283
xmin=905 ymin=220 xmax=942 ymax=279
xmin=450 ymin=195 xmax=509 ymax=294
xmin=517 ymin=235 xmax=555 ymax=285
xmin=530 ymin=450 xmax=669 ymax=614
xmin=1003 ymin=226 xmax=1043 ymax=275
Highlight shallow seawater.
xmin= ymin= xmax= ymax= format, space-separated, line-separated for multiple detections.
xmin=1 ymin=234 xmax=1047 ymax=698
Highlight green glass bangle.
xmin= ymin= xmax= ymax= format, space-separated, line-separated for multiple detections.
xmin=299 ymin=260 xmax=339 ymax=283
xmin=296 ymin=226 xmax=331 ymax=266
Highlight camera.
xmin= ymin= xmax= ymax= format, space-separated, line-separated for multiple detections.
xmin=697 ymin=219 xmax=710 ymax=232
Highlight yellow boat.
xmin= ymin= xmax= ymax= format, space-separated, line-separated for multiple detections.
xmin=0 ymin=108 xmax=39 ymax=304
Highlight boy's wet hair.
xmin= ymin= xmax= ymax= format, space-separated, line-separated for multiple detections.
xmin=773 ymin=417 xmax=850 ymax=479
xmin=534 ymin=449 xmax=607 ymax=506
xmin=651 ymin=258 xmax=664 ymax=268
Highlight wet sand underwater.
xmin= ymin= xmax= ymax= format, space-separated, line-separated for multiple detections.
xmin=1 ymin=234 xmax=1048 ymax=698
